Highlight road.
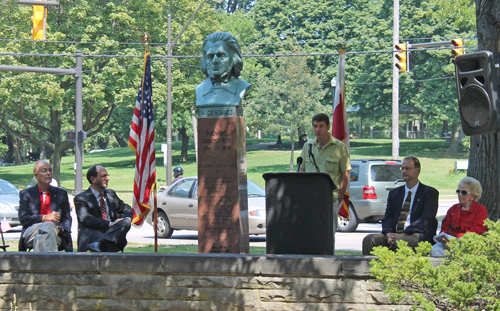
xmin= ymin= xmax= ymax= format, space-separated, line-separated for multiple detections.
xmin=3 ymin=198 xmax=456 ymax=253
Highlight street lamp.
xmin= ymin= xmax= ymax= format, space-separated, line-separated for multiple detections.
xmin=165 ymin=0 xmax=222 ymax=185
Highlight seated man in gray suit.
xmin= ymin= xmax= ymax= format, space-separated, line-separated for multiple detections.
xmin=18 ymin=160 xmax=72 ymax=252
xmin=362 ymin=155 xmax=439 ymax=255
xmin=74 ymin=165 xmax=132 ymax=252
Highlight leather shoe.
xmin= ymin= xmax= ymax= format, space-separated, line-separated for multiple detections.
xmin=87 ymin=241 xmax=102 ymax=252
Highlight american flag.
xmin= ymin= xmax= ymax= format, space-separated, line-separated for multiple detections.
xmin=128 ymin=51 xmax=155 ymax=227
xmin=332 ymin=49 xmax=350 ymax=218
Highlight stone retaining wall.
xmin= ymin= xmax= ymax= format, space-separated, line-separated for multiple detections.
xmin=0 ymin=253 xmax=433 ymax=310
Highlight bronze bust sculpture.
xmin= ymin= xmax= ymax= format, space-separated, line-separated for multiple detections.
xmin=196 ymin=32 xmax=251 ymax=111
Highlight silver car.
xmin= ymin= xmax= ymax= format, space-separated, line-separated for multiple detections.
xmin=338 ymin=159 xmax=403 ymax=232
xmin=0 ymin=179 xmax=21 ymax=226
xmin=146 ymin=177 xmax=266 ymax=238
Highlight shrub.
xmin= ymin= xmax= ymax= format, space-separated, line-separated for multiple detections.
xmin=369 ymin=220 xmax=500 ymax=311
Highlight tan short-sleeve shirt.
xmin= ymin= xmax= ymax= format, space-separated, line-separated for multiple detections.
xmin=300 ymin=135 xmax=352 ymax=201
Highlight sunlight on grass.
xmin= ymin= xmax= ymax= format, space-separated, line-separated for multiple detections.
xmin=0 ymin=138 xmax=469 ymax=196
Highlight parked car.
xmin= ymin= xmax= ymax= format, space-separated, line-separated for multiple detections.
xmin=146 ymin=177 xmax=266 ymax=238
xmin=0 ymin=179 xmax=21 ymax=226
xmin=338 ymin=159 xmax=403 ymax=232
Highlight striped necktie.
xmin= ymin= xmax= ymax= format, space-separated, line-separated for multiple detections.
xmin=396 ymin=191 xmax=412 ymax=233
xmin=99 ymin=194 xmax=107 ymax=220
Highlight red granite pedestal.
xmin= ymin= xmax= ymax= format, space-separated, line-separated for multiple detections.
xmin=197 ymin=116 xmax=249 ymax=254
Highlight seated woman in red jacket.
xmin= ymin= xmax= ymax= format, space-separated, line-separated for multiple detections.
xmin=430 ymin=177 xmax=487 ymax=257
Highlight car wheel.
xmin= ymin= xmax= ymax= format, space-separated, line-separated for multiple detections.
xmin=157 ymin=211 xmax=174 ymax=238
xmin=337 ymin=204 xmax=359 ymax=232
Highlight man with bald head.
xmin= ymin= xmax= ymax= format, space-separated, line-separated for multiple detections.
xmin=74 ymin=165 xmax=132 ymax=252
xmin=18 ymin=160 xmax=73 ymax=252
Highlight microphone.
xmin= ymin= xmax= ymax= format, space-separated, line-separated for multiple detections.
xmin=296 ymin=157 xmax=303 ymax=172
xmin=308 ymin=142 xmax=320 ymax=173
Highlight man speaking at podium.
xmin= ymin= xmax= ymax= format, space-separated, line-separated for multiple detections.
xmin=299 ymin=113 xmax=351 ymax=241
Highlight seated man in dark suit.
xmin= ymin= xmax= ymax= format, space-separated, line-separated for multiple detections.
xmin=18 ymin=160 xmax=72 ymax=252
xmin=74 ymin=165 xmax=133 ymax=252
xmin=363 ymin=155 xmax=439 ymax=255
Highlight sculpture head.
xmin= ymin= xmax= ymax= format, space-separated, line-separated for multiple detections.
xmin=201 ymin=32 xmax=243 ymax=81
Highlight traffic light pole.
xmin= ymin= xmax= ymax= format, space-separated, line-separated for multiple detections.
xmin=0 ymin=50 xmax=84 ymax=194
xmin=392 ymin=0 xmax=400 ymax=161
xmin=17 ymin=1 xmax=59 ymax=6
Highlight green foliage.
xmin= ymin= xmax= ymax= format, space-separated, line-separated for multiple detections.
xmin=0 ymin=0 xmax=222 ymax=179
xmin=244 ymin=51 xmax=328 ymax=170
xmin=370 ymin=220 xmax=500 ymax=311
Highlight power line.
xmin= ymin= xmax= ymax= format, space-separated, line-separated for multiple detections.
xmin=0 ymin=35 xmax=476 ymax=47
xmin=0 ymin=45 xmax=467 ymax=60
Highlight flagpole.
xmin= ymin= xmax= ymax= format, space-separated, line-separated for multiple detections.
xmin=154 ymin=184 xmax=158 ymax=253
xmin=141 ymin=33 xmax=158 ymax=253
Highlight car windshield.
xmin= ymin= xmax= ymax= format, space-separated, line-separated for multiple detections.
xmin=0 ymin=180 xmax=20 ymax=195
xmin=168 ymin=179 xmax=195 ymax=198
xmin=370 ymin=164 xmax=402 ymax=181
xmin=247 ymin=180 xmax=265 ymax=197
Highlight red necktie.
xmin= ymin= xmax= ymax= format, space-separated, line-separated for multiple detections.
xmin=99 ymin=194 xmax=107 ymax=220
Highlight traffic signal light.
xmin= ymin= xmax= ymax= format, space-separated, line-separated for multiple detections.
xmin=31 ymin=4 xmax=46 ymax=40
xmin=452 ymin=38 xmax=464 ymax=57
xmin=66 ymin=130 xmax=76 ymax=141
xmin=454 ymin=51 xmax=500 ymax=135
xmin=395 ymin=43 xmax=408 ymax=72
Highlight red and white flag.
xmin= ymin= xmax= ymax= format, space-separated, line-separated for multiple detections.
xmin=1 ymin=217 xmax=11 ymax=233
xmin=128 ymin=51 xmax=156 ymax=227
xmin=332 ymin=49 xmax=350 ymax=218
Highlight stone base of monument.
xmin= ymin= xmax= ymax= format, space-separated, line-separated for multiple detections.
xmin=197 ymin=116 xmax=249 ymax=254
xmin=263 ymin=172 xmax=335 ymax=255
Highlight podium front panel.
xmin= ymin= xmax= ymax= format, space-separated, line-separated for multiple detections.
xmin=263 ymin=172 xmax=334 ymax=255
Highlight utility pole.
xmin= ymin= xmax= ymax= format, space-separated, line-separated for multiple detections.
xmin=392 ymin=0 xmax=400 ymax=160
xmin=165 ymin=0 xmax=222 ymax=185
xmin=167 ymin=14 xmax=173 ymax=185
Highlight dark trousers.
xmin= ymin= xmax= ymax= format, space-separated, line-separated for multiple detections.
xmin=362 ymin=233 xmax=419 ymax=255
xmin=87 ymin=219 xmax=131 ymax=252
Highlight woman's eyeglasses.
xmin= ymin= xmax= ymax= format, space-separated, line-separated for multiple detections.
xmin=456 ymin=189 xmax=471 ymax=196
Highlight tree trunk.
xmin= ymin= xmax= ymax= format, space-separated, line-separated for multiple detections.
xmin=5 ymin=132 xmax=15 ymax=163
xmin=50 ymin=149 xmax=62 ymax=185
xmin=115 ymin=134 xmax=128 ymax=148
xmin=276 ymin=135 xmax=282 ymax=144
xmin=97 ymin=137 xmax=109 ymax=149
xmin=289 ymin=136 xmax=295 ymax=172
xmin=179 ymin=126 xmax=189 ymax=162
xmin=39 ymin=145 xmax=46 ymax=160
xmin=442 ymin=120 xmax=449 ymax=136
xmin=470 ymin=0 xmax=500 ymax=218
xmin=446 ymin=122 xmax=461 ymax=155
xmin=13 ymin=137 xmax=23 ymax=165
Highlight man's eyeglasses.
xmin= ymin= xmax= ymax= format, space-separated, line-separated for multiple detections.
xmin=400 ymin=167 xmax=415 ymax=171
xmin=456 ymin=189 xmax=471 ymax=196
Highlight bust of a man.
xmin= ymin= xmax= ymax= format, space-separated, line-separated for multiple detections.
xmin=196 ymin=32 xmax=251 ymax=108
